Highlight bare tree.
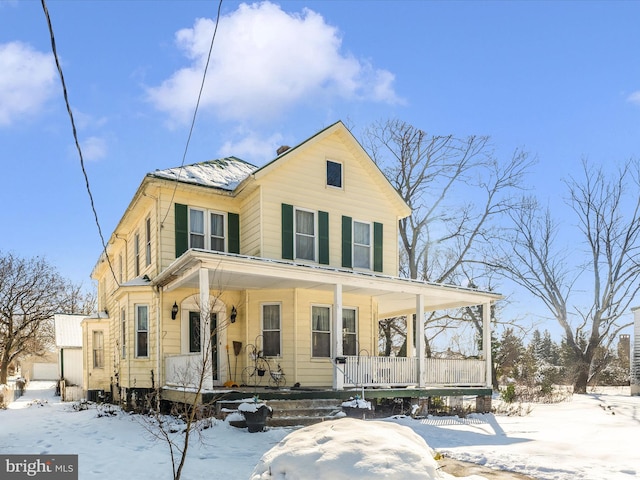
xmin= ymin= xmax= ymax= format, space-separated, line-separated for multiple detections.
xmin=363 ymin=119 xmax=533 ymax=355
xmin=0 ymin=253 xmax=70 ymax=383
xmin=498 ymin=159 xmax=640 ymax=393
xmin=60 ymin=281 xmax=97 ymax=315
xmin=140 ymin=291 xmax=231 ymax=480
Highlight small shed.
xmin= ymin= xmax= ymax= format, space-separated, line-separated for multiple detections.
xmin=54 ymin=314 xmax=85 ymax=401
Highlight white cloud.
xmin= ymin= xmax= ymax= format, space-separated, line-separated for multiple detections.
xmin=218 ymin=129 xmax=284 ymax=163
xmin=0 ymin=41 xmax=56 ymax=126
xmin=80 ymin=136 xmax=108 ymax=161
xmin=147 ymin=2 xmax=402 ymax=125
xmin=627 ymin=91 xmax=640 ymax=106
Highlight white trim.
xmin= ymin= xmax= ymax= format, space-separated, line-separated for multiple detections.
xmin=312 ymin=304 xmax=332 ymax=358
xmin=352 ymin=219 xmax=372 ymax=270
xmin=261 ymin=302 xmax=282 ymax=357
xmin=294 ymin=206 xmax=317 ymax=262
xmin=188 ymin=207 xmax=228 ymax=253
xmin=342 ymin=307 xmax=358 ymax=356
xmin=134 ymin=304 xmax=149 ymax=358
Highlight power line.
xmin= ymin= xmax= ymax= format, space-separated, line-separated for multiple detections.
xmin=41 ymin=0 xmax=119 ymax=287
xmin=160 ymin=0 xmax=224 ymax=227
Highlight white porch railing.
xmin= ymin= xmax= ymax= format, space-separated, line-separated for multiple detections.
xmin=165 ymin=354 xmax=213 ymax=390
xmin=342 ymin=356 xmax=485 ymax=388
xmin=422 ymin=358 xmax=485 ymax=386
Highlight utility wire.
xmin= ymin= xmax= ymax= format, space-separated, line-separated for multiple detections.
xmin=160 ymin=0 xmax=224 ymax=227
xmin=41 ymin=0 xmax=119 ymax=287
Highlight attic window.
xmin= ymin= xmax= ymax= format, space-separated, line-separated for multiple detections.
xmin=326 ymin=160 xmax=342 ymax=188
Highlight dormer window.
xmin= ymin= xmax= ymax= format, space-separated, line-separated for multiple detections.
xmin=326 ymin=160 xmax=342 ymax=188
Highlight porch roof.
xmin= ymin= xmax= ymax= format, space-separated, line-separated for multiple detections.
xmin=153 ymin=250 xmax=501 ymax=317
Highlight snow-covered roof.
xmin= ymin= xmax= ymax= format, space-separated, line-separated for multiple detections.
xmin=150 ymin=157 xmax=258 ymax=191
xmin=54 ymin=314 xmax=85 ymax=348
xmin=120 ymin=275 xmax=152 ymax=287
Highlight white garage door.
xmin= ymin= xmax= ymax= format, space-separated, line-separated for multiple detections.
xmin=32 ymin=363 xmax=59 ymax=380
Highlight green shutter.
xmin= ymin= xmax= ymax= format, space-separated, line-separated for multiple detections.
xmin=373 ymin=222 xmax=383 ymax=272
xmin=318 ymin=211 xmax=329 ymax=265
xmin=228 ymin=212 xmax=240 ymax=254
xmin=175 ymin=203 xmax=188 ymax=258
xmin=281 ymin=203 xmax=294 ymax=260
xmin=342 ymin=215 xmax=352 ymax=268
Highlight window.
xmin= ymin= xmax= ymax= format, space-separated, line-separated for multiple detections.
xmin=135 ymin=305 xmax=149 ymax=358
xmin=210 ymin=212 xmax=225 ymax=252
xmin=145 ymin=217 xmax=152 ymax=266
xmin=189 ymin=311 xmax=201 ymax=353
xmin=189 ymin=208 xmax=226 ymax=252
xmin=189 ymin=209 xmax=205 ymax=249
xmin=353 ymin=221 xmax=371 ymax=269
xmin=134 ymin=233 xmax=140 ymax=276
xmin=121 ymin=308 xmax=126 ymax=359
xmin=312 ymin=306 xmax=331 ymax=357
xmin=342 ymin=308 xmax=357 ymax=356
xmin=327 ymin=160 xmax=342 ymax=188
xmin=118 ymin=253 xmax=123 ymax=284
xmin=93 ymin=330 xmax=104 ymax=368
xmin=262 ymin=304 xmax=281 ymax=357
xmin=295 ymin=208 xmax=315 ymax=261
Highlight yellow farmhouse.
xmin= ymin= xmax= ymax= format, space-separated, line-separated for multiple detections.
xmin=87 ymin=121 xmax=500 ymax=406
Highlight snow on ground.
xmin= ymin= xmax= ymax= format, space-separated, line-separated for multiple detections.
xmin=1 ymin=381 xmax=639 ymax=480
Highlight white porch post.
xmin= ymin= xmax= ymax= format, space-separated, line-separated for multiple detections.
xmin=406 ymin=312 xmax=414 ymax=358
xmin=199 ymin=268 xmax=210 ymax=375
xmin=332 ymin=283 xmax=344 ymax=390
xmin=416 ymin=294 xmax=425 ymax=387
xmin=482 ymin=301 xmax=492 ymax=389
xmin=199 ymin=267 xmax=210 ymax=318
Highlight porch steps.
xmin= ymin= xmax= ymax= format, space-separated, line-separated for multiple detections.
xmin=217 ymin=398 xmax=343 ymax=428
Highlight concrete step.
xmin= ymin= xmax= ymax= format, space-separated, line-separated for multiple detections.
xmin=218 ymin=397 xmax=345 ymax=428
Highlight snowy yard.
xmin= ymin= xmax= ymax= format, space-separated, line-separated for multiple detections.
xmin=1 ymin=381 xmax=638 ymax=479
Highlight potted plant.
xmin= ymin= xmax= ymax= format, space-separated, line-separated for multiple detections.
xmin=341 ymin=395 xmax=372 ymax=419
xmin=238 ymin=396 xmax=273 ymax=432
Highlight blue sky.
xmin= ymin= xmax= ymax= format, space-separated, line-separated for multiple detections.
xmin=1 ymin=1 xmax=639 ymax=335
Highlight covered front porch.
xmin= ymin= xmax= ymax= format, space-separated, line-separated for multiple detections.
xmin=155 ymin=250 xmax=500 ymax=392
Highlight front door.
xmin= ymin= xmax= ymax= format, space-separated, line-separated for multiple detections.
xmin=189 ymin=311 xmax=218 ymax=383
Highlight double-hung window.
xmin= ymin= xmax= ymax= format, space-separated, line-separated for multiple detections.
xmin=342 ymin=308 xmax=357 ymax=356
xmin=295 ymin=208 xmax=315 ymax=261
xmin=210 ymin=212 xmax=225 ymax=252
xmin=93 ymin=330 xmax=104 ymax=368
xmin=189 ymin=209 xmax=206 ymax=249
xmin=189 ymin=208 xmax=226 ymax=252
xmin=353 ymin=221 xmax=371 ymax=269
xmin=262 ymin=304 xmax=281 ymax=357
xmin=312 ymin=306 xmax=331 ymax=357
xmin=135 ymin=305 xmax=149 ymax=358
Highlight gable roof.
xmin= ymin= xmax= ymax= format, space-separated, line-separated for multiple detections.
xmin=150 ymin=156 xmax=258 ymax=191
xmin=249 ymin=120 xmax=411 ymax=218
xmin=54 ymin=314 xmax=85 ymax=348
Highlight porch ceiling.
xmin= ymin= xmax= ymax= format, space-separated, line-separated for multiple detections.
xmin=153 ymin=250 xmax=501 ymax=317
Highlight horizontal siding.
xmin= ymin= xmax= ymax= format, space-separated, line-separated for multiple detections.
xmin=259 ymin=132 xmax=401 ymax=275
xmin=240 ymin=187 xmax=261 ymax=257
